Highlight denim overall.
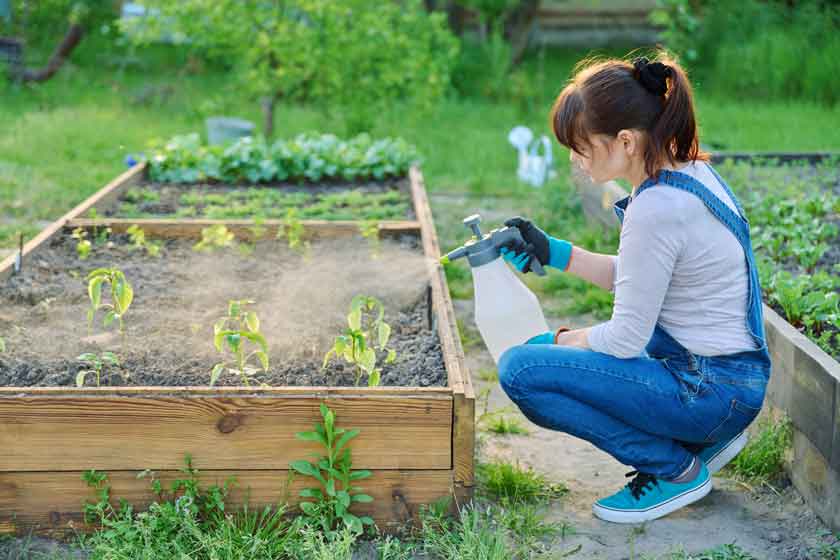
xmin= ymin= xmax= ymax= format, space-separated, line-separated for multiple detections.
xmin=499 ymin=163 xmax=771 ymax=479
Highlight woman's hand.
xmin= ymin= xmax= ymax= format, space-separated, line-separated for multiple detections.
xmin=503 ymin=216 xmax=573 ymax=272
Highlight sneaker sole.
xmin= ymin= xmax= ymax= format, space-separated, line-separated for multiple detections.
xmin=591 ymin=476 xmax=712 ymax=524
xmin=705 ymin=430 xmax=748 ymax=475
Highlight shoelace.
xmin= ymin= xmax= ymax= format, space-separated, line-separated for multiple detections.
xmin=625 ymin=471 xmax=659 ymax=500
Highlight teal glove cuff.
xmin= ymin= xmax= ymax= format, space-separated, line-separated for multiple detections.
xmin=548 ymin=237 xmax=573 ymax=271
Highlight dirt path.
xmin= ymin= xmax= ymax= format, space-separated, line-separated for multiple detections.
xmin=431 ymin=192 xmax=833 ymax=559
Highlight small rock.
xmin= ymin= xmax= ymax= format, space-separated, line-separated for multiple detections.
xmin=81 ymin=332 xmax=119 ymax=347
xmin=768 ymin=531 xmax=784 ymax=543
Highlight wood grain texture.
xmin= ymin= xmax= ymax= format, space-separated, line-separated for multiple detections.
xmin=409 ymin=167 xmax=475 ymax=489
xmin=0 ymin=395 xmax=452 ymax=471
xmin=0 ymin=469 xmax=454 ymax=536
xmin=66 ymin=218 xmax=422 ymax=241
xmin=0 ymin=163 xmax=145 ymax=282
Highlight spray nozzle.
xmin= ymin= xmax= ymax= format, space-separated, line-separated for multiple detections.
xmin=440 ymin=214 xmax=545 ymax=276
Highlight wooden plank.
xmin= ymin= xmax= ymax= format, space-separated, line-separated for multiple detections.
xmin=409 ymin=167 xmax=475 ymax=489
xmin=66 ymin=218 xmax=422 ymax=241
xmin=0 ymin=163 xmax=145 ymax=282
xmin=0 ymin=469 xmax=454 ymax=536
xmin=0 ymin=385 xmax=450 ymax=397
xmin=0 ymin=395 xmax=452 ymax=471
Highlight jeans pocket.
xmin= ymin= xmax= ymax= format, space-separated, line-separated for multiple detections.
xmin=704 ymin=397 xmax=761 ymax=443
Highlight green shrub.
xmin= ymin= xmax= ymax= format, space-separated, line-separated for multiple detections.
xmin=652 ymin=0 xmax=840 ymax=105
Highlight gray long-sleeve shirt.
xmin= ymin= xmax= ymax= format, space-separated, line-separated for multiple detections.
xmin=587 ymin=161 xmax=756 ymax=358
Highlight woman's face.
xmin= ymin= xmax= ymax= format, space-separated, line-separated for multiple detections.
xmin=569 ymin=132 xmax=636 ymax=184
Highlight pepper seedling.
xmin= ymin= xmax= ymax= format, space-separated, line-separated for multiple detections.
xmin=323 ymin=295 xmax=396 ymax=387
xmin=210 ymin=299 xmax=269 ymax=387
xmin=358 ymin=220 xmax=381 ymax=259
xmin=87 ymin=268 xmax=134 ymax=334
xmin=126 ymin=224 xmax=161 ymax=257
xmin=71 ymin=227 xmax=92 ymax=260
xmin=76 ymin=351 xmax=122 ymax=387
xmin=194 ymin=224 xmax=236 ymax=252
xmin=277 ymin=207 xmax=309 ymax=254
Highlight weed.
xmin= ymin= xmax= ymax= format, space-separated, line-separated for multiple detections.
xmin=723 ymin=415 xmax=792 ymax=484
xmin=210 ymin=300 xmax=269 ymax=387
xmin=477 ymin=367 xmax=498 ymax=382
xmin=193 ymin=224 xmax=236 ymax=252
xmin=664 ymin=543 xmax=758 ymax=559
xmin=477 ymin=460 xmax=567 ymax=504
xmin=80 ymin=455 xmax=299 ymax=559
xmin=418 ymin=503 xmax=509 ymax=560
xmin=291 ymin=526 xmax=357 ymax=560
xmin=86 ymin=268 xmax=133 ymax=334
xmin=486 ymin=415 xmax=530 ymax=436
xmin=76 ymin=351 xmax=121 ymax=387
xmin=0 ymin=337 xmax=4 ymax=353
xmin=323 ymin=295 xmax=396 ymax=387
xmin=290 ymin=403 xmax=375 ymax=536
xmin=126 ymin=224 xmax=161 ymax=257
xmin=71 ymin=227 xmax=92 ymax=260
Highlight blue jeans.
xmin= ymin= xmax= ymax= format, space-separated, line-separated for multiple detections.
xmin=498 ymin=333 xmax=769 ymax=479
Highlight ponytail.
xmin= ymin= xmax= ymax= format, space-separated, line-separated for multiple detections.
xmin=550 ymin=51 xmax=708 ymax=178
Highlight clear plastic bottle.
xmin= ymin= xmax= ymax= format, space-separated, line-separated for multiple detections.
xmin=472 ymin=257 xmax=550 ymax=363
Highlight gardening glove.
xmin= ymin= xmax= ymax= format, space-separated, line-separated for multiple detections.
xmin=525 ymin=327 xmax=571 ymax=345
xmin=502 ymin=216 xmax=573 ymax=273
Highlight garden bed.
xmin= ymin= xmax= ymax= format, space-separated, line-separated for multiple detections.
xmin=107 ymin=179 xmax=414 ymax=221
xmin=0 ymin=165 xmax=475 ymax=536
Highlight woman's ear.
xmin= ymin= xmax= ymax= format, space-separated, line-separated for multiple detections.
xmin=617 ymin=129 xmax=637 ymax=157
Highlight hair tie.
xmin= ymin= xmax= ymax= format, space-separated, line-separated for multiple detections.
xmin=633 ymin=57 xmax=672 ymax=96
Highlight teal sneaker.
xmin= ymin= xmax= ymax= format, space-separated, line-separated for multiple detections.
xmin=592 ymin=463 xmax=712 ymax=523
xmin=698 ymin=430 xmax=748 ymax=474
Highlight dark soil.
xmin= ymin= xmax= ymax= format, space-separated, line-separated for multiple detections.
xmin=0 ymin=230 xmax=446 ymax=388
xmin=105 ymin=177 xmax=414 ymax=220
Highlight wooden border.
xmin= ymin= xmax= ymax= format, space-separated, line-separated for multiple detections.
xmin=410 ymin=167 xmax=475 ymax=494
xmin=0 ymin=163 xmax=145 ymax=283
xmin=0 ymin=164 xmax=475 ymax=534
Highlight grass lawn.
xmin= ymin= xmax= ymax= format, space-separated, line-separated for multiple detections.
xmin=1 ymin=39 xmax=839 ymax=254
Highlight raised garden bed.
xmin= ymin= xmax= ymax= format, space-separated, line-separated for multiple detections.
xmin=0 ymin=164 xmax=475 ymax=536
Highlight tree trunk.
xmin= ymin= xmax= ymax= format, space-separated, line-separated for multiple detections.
xmin=506 ymin=0 xmax=540 ymax=68
xmin=445 ymin=1 xmax=466 ymax=37
xmin=18 ymin=23 xmax=84 ymax=83
xmin=261 ymin=95 xmax=277 ymax=139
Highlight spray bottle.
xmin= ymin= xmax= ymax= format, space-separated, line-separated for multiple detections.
xmin=440 ymin=214 xmax=550 ymax=363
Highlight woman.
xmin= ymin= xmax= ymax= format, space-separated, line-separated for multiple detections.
xmin=497 ymin=54 xmax=771 ymax=524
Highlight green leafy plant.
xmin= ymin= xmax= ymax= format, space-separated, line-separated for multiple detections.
xmin=323 ymin=295 xmax=396 ymax=387
xmin=76 ymin=351 xmax=121 ymax=387
xmin=277 ymin=207 xmax=309 ymax=254
xmin=477 ymin=460 xmax=567 ymax=504
xmin=0 ymin=337 xmax=5 ymax=353
xmin=87 ymin=268 xmax=134 ymax=334
xmin=486 ymin=415 xmax=529 ymax=436
xmin=145 ymin=133 xmax=422 ymax=184
xmin=194 ymin=224 xmax=236 ymax=252
xmin=724 ymin=416 xmax=792 ymax=484
xmin=126 ymin=224 xmax=162 ymax=257
xmin=211 ymin=299 xmax=269 ymax=387
xmin=71 ymin=227 xmax=92 ymax=259
xmin=290 ymin=403 xmax=374 ymax=536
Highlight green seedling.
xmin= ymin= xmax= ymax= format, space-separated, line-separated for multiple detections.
xmin=194 ymin=224 xmax=236 ymax=252
xmin=72 ymin=227 xmax=92 ymax=260
xmin=323 ymin=295 xmax=396 ymax=387
xmin=0 ymin=337 xmax=5 ymax=353
xmin=87 ymin=268 xmax=134 ymax=334
xmin=126 ymin=224 xmax=161 ymax=257
xmin=290 ymin=403 xmax=374 ymax=536
xmin=277 ymin=207 xmax=309 ymax=254
xmin=76 ymin=351 xmax=121 ymax=387
xmin=211 ymin=299 xmax=269 ymax=387
xmin=486 ymin=415 xmax=530 ymax=436
xmin=249 ymin=216 xmax=268 ymax=240
xmin=87 ymin=208 xmax=112 ymax=245
xmin=359 ymin=220 xmax=381 ymax=258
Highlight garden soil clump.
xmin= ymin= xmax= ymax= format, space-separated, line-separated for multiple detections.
xmin=0 ymin=232 xmax=446 ymax=388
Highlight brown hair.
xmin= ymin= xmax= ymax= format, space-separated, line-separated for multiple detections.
xmin=550 ymin=52 xmax=708 ymax=178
